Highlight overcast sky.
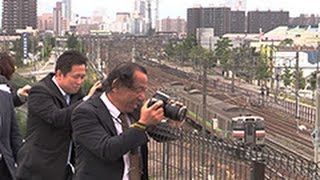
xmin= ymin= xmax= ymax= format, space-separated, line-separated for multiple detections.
xmin=37 ymin=0 xmax=320 ymax=19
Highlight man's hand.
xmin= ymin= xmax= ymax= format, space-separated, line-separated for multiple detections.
xmin=139 ymin=99 xmax=164 ymax=126
xmin=87 ymin=81 xmax=102 ymax=97
xmin=17 ymin=85 xmax=31 ymax=97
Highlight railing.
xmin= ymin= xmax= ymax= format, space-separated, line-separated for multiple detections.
xmin=148 ymin=125 xmax=320 ymax=180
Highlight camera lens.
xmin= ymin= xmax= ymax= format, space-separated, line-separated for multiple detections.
xmin=165 ymin=104 xmax=187 ymax=122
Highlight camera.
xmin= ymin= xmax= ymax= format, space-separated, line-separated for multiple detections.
xmin=148 ymin=91 xmax=187 ymax=122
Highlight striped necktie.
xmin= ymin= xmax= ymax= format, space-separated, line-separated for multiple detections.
xmin=118 ymin=113 xmax=142 ymax=180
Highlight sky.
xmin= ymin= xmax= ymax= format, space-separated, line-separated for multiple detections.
xmin=37 ymin=0 xmax=320 ymax=19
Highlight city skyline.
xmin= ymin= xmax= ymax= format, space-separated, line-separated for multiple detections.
xmin=36 ymin=0 xmax=320 ymax=19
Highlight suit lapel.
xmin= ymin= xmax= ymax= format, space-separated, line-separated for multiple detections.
xmin=93 ymin=96 xmax=117 ymax=135
xmin=42 ymin=74 xmax=68 ymax=106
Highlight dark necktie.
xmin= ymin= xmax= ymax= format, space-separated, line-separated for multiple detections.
xmin=118 ymin=113 xmax=141 ymax=180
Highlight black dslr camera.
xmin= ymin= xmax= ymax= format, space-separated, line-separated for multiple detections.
xmin=148 ymin=91 xmax=187 ymax=122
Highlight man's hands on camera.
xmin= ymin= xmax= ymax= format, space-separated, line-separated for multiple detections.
xmin=139 ymin=99 xmax=164 ymax=126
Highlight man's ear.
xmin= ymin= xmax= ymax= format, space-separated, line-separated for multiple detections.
xmin=55 ymin=70 xmax=64 ymax=80
xmin=111 ymin=78 xmax=120 ymax=92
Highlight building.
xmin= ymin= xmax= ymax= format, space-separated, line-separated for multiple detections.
xmin=2 ymin=0 xmax=37 ymax=34
xmin=230 ymin=11 xmax=246 ymax=33
xmin=114 ymin=12 xmax=131 ymax=33
xmin=63 ymin=0 xmax=72 ymax=22
xmin=38 ymin=13 xmax=54 ymax=32
xmin=187 ymin=7 xmax=232 ymax=37
xmin=289 ymin=14 xmax=320 ymax=27
xmin=247 ymin=10 xmax=289 ymax=33
xmin=53 ymin=2 xmax=63 ymax=36
xmin=134 ymin=0 xmax=146 ymax=18
xmin=160 ymin=17 xmax=186 ymax=35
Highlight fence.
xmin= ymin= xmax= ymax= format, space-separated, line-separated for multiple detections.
xmin=148 ymin=125 xmax=320 ymax=180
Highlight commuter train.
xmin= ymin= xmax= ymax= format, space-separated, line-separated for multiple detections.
xmin=230 ymin=115 xmax=265 ymax=146
xmin=165 ymin=81 xmax=266 ymax=146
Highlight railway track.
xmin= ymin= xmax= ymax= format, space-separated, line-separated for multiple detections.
xmin=97 ymin=44 xmax=315 ymax=161
xmin=139 ymin=61 xmax=315 ymax=160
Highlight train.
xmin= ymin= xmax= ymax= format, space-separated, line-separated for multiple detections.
xmin=163 ymin=81 xmax=266 ymax=146
xmin=230 ymin=115 xmax=265 ymax=146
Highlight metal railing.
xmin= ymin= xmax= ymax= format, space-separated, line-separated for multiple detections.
xmin=148 ymin=125 xmax=320 ymax=180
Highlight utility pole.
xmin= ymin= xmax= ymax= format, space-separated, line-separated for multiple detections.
xmin=275 ymin=66 xmax=280 ymax=103
xmin=231 ymin=48 xmax=237 ymax=93
xmin=202 ymin=37 xmax=210 ymax=132
xmin=295 ymin=49 xmax=300 ymax=118
xmin=317 ymin=42 xmax=320 ymax=73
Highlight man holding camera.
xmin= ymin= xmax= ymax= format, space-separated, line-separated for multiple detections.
xmin=71 ymin=62 xmax=170 ymax=180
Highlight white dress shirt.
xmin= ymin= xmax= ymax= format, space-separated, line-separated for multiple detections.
xmin=100 ymin=93 xmax=131 ymax=180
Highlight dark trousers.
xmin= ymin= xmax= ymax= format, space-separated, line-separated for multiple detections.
xmin=0 ymin=158 xmax=13 ymax=180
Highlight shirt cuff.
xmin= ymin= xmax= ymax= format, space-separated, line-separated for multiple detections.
xmin=82 ymin=96 xmax=90 ymax=101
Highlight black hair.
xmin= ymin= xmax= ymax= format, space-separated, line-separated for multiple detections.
xmin=55 ymin=50 xmax=87 ymax=75
xmin=0 ymin=52 xmax=15 ymax=80
xmin=103 ymin=62 xmax=147 ymax=93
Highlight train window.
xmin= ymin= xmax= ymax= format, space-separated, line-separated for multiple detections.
xmin=256 ymin=121 xmax=265 ymax=129
xmin=245 ymin=118 xmax=254 ymax=122
xmin=231 ymin=121 xmax=244 ymax=130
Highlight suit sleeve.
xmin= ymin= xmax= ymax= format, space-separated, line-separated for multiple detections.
xmin=28 ymin=84 xmax=83 ymax=128
xmin=72 ymin=103 xmax=148 ymax=162
xmin=9 ymin=96 xmax=23 ymax=160
xmin=12 ymin=92 xmax=25 ymax=107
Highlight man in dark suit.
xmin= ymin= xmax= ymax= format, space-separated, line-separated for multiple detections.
xmin=71 ymin=62 xmax=165 ymax=180
xmin=0 ymin=68 xmax=23 ymax=180
xmin=16 ymin=50 xmax=101 ymax=180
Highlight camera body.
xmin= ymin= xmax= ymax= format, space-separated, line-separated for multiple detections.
xmin=148 ymin=91 xmax=187 ymax=122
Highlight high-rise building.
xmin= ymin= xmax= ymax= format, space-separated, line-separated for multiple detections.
xmin=230 ymin=11 xmax=246 ymax=33
xmin=134 ymin=0 xmax=146 ymax=18
xmin=187 ymin=7 xmax=232 ymax=37
xmin=160 ymin=17 xmax=186 ymax=35
xmin=289 ymin=14 xmax=320 ymax=27
xmin=2 ymin=0 xmax=37 ymax=34
xmin=63 ymin=0 xmax=72 ymax=22
xmin=53 ymin=2 xmax=63 ymax=36
xmin=247 ymin=10 xmax=289 ymax=33
xmin=38 ymin=13 xmax=54 ymax=32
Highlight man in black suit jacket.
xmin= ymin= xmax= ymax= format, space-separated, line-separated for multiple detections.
xmin=16 ymin=50 xmax=101 ymax=180
xmin=71 ymin=62 xmax=165 ymax=180
xmin=0 ymin=78 xmax=23 ymax=180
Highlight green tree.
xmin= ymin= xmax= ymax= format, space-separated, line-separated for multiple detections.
xmin=12 ymin=34 xmax=36 ymax=67
xmin=255 ymin=55 xmax=272 ymax=86
xmin=281 ymin=65 xmax=293 ymax=87
xmin=293 ymin=68 xmax=306 ymax=90
xmin=279 ymin=38 xmax=294 ymax=47
xmin=189 ymin=45 xmax=215 ymax=70
xmin=214 ymin=37 xmax=232 ymax=76
xmin=67 ymin=33 xmax=80 ymax=50
xmin=39 ymin=34 xmax=55 ymax=61
xmin=164 ymin=34 xmax=197 ymax=65
xmin=308 ymin=71 xmax=317 ymax=102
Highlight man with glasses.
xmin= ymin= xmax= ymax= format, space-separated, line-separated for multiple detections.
xmin=71 ymin=62 xmax=165 ymax=180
